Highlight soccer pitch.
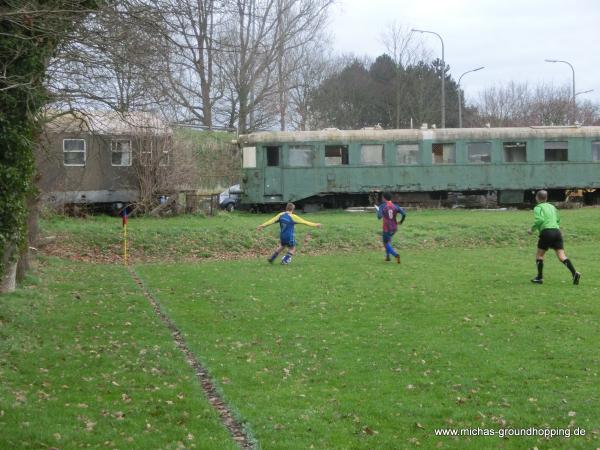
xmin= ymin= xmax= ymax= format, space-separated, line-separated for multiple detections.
xmin=135 ymin=248 xmax=599 ymax=449
xmin=2 ymin=209 xmax=599 ymax=449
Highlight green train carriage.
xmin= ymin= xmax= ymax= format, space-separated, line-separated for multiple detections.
xmin=237 ymin=126 xmax=600 ymax=208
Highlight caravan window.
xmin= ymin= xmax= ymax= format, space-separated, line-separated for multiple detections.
xmin=111 ymin=140 xmax=132 ymax=166
xmin=63 ymin=139 xmax=86 ymax=166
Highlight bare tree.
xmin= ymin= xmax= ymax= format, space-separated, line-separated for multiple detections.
xmin=131 ymin=130 xmax=199 ymax=213
xmin=144 ymin=0 xmax=225 ymax=129
xmin=470 ymin=82 xmax=600 ymax=127
xmin=380 ymin=21 xmax=430 ymax=128
xmin=47 ymin=3 xmax=165 ymax=114
xmin=220 ymin=0 xmax=334 ymax=132
xmin=288 ymin=43 xmax=335 ymax=130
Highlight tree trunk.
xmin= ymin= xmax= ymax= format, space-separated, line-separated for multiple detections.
xmin=16 ymin=189 xmax=41 ymax=283
xmin=1 ymin=242 xmax=17 ymax=293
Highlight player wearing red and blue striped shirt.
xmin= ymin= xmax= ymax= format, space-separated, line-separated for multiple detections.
xmin=376 ymin=192 xmax=406 ymax=263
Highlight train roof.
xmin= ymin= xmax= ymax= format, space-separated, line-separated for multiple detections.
xmin=238 ymin=126 xmax=600 ymax=144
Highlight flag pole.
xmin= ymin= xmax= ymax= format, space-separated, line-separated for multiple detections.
xmin=123 ymin=222 xmax=128 ymax=265
xmin=122 ymin=206 xmax=129 ymax=265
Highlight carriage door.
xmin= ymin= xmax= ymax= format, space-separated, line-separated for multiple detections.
xmin=264 ymin=146 xmax=282 ymax=195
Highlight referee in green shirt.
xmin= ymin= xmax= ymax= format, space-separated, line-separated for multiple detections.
xmin=529 ymin=190 xmax=580 ymax=284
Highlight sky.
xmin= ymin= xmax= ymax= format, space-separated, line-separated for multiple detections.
xmin=329 ymin=0 xmax=600 ymax=104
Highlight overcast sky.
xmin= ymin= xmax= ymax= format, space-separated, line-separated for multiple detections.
xmin=329 ymin=0 xmax=600 ymax=104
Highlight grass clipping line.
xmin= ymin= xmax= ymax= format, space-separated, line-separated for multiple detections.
xmin=129 ymin=267 xmax=256 ymax=450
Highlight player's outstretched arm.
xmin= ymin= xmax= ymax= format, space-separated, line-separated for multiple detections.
xmin=257 ymin=212 xmax=282 ymax=230
xmin=290 ymin=213 xmax=320 ymax=228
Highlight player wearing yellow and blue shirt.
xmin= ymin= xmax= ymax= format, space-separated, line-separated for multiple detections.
xmin=257 ymin=203 xmax=322 ymax=264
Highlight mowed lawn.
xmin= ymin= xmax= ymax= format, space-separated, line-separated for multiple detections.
xmin=136 ymin=246 xmax=600 ymax=449
xmin=2 ymin=208 xmax=600 ymax=449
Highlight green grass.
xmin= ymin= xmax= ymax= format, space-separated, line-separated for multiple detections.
xmin=5 ymin=207 xmax=600 ymax=448
xmin=40 ymin=207 xmax=600 ymax=262
xmin=134 ymin=247 xmax=600 ymax=449
xmin=0 ymin=259 xmax=237 ymax=450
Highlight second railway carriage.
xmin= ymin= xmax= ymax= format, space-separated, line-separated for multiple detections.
xmin=237 ymin=125 xmax=600 ymax=209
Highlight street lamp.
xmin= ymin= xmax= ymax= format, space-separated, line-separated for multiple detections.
xmin=575 ymin=89 xmax=594 ymax=97
xmin=458 ymin=66 xmax=484 ymax=128
xmin=411 ymin=28 xmax=445 ymax=128
xmin=545 ymin=59 xmax=576 ymax=122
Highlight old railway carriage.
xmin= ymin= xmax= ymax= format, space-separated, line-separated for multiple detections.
xmin=238 ymin=126 xmax=600 ymax=208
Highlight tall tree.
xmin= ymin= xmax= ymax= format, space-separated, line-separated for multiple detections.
xmin=380 ymin=22 xmax=429 ymax=128
xmin=222 ymin=0 xmax=333 ymax=133
xmin=48 ymin=2 xmax=162 ymax=113
xmin=1 ymin=0 xmax=100 ymax=292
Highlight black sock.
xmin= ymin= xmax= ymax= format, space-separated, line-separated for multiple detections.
xmin=536 ymin=259 xmax=544 ymax=279
xmin=562 ymin=258 xmax=576 ymax=276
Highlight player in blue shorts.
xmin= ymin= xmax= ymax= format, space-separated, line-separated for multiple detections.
xmin=257 ymin=202 xmax=321 ymax=264
xmin=375 ymin=192 xmax=406 ymax=263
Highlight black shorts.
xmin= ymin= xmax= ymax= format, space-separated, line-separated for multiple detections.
xmin=537 ymin=228 xmax=564 ymax=251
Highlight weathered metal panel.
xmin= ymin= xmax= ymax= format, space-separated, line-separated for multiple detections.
xmin=240 ymin=127 xmax=600 ymax=204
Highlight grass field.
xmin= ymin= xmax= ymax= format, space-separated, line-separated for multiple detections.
xmin=2 ymin=208 xmax=600 ymax=448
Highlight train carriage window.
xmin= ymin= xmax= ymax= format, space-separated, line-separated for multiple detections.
xmin=544 ymin=141 xmax=568 ymax=161
xmin=266 ymin=146 xmax=280 ymax=166
xmin=396 ymin=144 xmax=419 ymax=165
xmin=243 ymin=146 xmax=257 ymax=168
xmin=503 ymin=142 xmax=527 ymax=162
xmin=467 ymin=142 xmax=492 ymax=163
xmin=592 ymin=142 xmax=600 ymax=161
xmin=289 ymin=145 xmax=313 ymax=167
xmin=432 ymin=143 xmax=456 ymax=164
xmin=360 ymin=144 xmax=384 ymax=165
xmin=325 ymin=145 xmax=349 ymax=165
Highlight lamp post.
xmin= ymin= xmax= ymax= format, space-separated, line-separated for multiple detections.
xmin=411 ymin=28 xmax=445 ymax=128
xmin=545 ymin=59 xmax=576 ymax=122
xmin=458 ymin=66 xmax=484 ymax=128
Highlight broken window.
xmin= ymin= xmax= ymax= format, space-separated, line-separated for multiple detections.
xmin=63 ymin=139 xmax=86 ymax=166
xmin=467 ymin=142 xmax=492 ymax=163
xmin=544 ymin=141 xmax=568 ymax=161
xmin=360 ymin=144 xmax=384 ymax=165
xmin=111 ymin=140 xmax=132 ymax=166
xmin=503 ymin=142 xmax=527 ymax=162
xmin=289 ymin=145 xmax=313 ymax=167
xmin=592 ymin=141 xmax=600 ymax=161
xmin=432 ymin=143 xmax=456 ymax=164
xmin=242 ymin=146 xmax=256 ymax=168
xmin=396 ymin=144 xmax=419 ymax=165
xmin=325 ymin=145 xmax=349 ymax=165
xmin=266 ymin=146 xmax=280 ymax=166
